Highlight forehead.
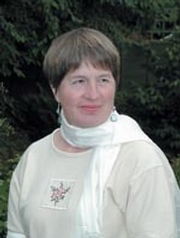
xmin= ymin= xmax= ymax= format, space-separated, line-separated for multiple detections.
xmin=68 ymin=61 xmax=112 ymax=75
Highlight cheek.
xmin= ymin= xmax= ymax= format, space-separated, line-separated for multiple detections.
xmin=106 ymin=87 xmax=116 ymax=102
xmin=55 ymin=84 xmax=69 ymax=104
xmin=59 ymin=93 xmax=71 ymax=106
xmin=58 ymin=89 xmax=77 ymax=108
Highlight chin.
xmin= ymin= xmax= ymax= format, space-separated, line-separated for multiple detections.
xmin=76 ymin=117 xmax=109 ymax=128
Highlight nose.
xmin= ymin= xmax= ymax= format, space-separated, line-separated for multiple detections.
xmin=84 ymin=81 xmax=100 ymax=100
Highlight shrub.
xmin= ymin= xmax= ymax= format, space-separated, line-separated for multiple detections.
xmin=0 ymin=117 xmax=29 ymax=237
xmin=172 ymin=159 xmax=180 ymax=186
xmin=2 ymin=84 xmax=58 ymax=143
xmin=0 ymin=155 xmax=20 ymax=238
xmin=116 ymin=27 xmax=180 ymax=159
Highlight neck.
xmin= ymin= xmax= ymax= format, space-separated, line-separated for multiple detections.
xmin=53 ymin=129 xmax=89 ymax=153
xmin=60 ymin=109 xmax=115 ymax=148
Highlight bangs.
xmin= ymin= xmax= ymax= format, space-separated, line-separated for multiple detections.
xmin=60 ymin=40 xmax=115 ymax=75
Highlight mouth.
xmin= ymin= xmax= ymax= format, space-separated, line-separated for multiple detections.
xmin=80 ymin=105 xmax=101 ymax=113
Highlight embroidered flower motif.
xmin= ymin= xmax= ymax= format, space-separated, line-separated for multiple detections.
xmin=50 ymin=182 xmax=71 ymax=206
xmin=42 ymin=179 xmax=75 ymax=210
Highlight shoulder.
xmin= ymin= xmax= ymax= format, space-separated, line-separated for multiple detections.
xmin=13 ymin=130 xmax=56 ymax=178
xmin=113 ymin=140 xmax=165 ymax=181
xmin=121 ymin=140 xmax=162 ymax=159
xmin=29 ymin=130 xmax=54 ymax=151
xmin=108 ymin=141 xmax=169 ymax=209
xmin=23 ymin=128 xmax=59 ymax=157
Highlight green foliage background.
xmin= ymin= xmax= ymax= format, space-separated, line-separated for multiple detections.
xmin=0 ymin=0 xmax=180 ymax=237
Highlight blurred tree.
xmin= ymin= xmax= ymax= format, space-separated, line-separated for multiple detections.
xmin=0 ymin=0 xmax=179 ymax=146
xmin=116 ymin=27 xmax=180 ymax=158
xmin=0 ymin=0 xmax=179 ymax=92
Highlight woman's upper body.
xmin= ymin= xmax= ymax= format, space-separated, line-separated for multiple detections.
xmin=7 ymin=27 xmax=180 ymax=238
xmin=7 ymin=127 xmax=176 ymax=238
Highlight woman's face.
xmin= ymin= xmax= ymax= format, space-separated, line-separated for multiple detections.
xmin=53 ymin=61 xmax=116 ymax=128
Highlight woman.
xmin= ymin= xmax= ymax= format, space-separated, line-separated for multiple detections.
xmin=7 ymin=27 xmax=180 ymax=238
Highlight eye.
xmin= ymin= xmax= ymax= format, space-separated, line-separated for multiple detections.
xmin=99 ymin=77 xmax=110 ymax=84
xmin=72 ymin=78 xmax=86 ymax=85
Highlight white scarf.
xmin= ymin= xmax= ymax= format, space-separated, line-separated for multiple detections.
xmin=60 ymin=110 xmax=180 ymax=238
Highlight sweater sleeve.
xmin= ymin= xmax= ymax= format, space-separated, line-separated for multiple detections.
xmin=7 ymin=231 xmax=26 ymax=238
xmin=7 ymin=158 xmax=27 ymax=238
xmin=126 ymin=166 xmax=176 ymax=238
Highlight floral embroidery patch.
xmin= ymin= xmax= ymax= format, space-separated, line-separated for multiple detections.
xmin=42 ymin=179 xmax=75 ymax=210
xmin=50 ymin=182 xmax=71 ymax=205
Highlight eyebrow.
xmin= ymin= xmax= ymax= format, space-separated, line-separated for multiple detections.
xmin=98 ymin=73 xmax=112 ymax=77
xmin=69 ymin=72 xmax=113 ymax=78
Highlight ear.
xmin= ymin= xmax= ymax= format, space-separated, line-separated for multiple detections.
xmin=50 ymin=84 xmax=60 ymax=103
xmin=50 ymin=84 xmax=56 ymax=95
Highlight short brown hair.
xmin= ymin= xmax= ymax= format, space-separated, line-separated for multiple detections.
xmin=43 ymin=27 xmax=120 ymax=90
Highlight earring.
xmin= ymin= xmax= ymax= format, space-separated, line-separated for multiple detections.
xmin=56 ymin=104 xmax=61 ymax=124
xmin=110 ymin=106 xmax=117 ymax=122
